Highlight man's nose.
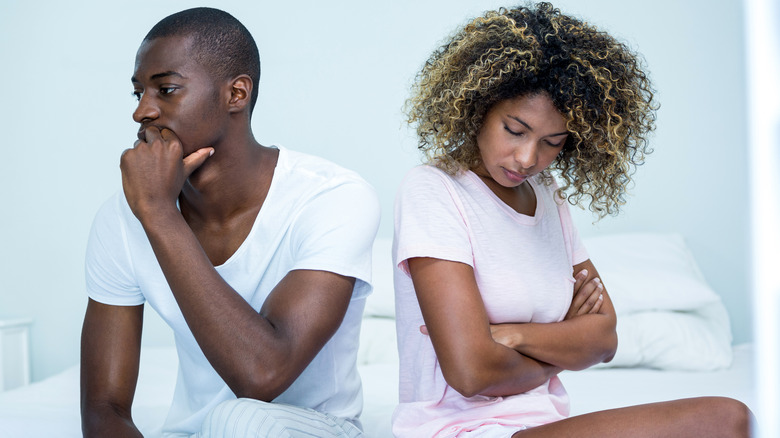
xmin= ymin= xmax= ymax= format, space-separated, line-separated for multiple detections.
xmin=132 ymin=94 xmax=160 ymax=123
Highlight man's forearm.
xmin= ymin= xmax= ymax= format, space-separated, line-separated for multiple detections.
xmin=82 ymin=405 xmax=143 ymax=438
xmin=137 ymin=207 xmax=291 ymax=399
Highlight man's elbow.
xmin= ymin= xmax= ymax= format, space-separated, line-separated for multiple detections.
xmin=229 ymin=367 xmax=295 ymax=402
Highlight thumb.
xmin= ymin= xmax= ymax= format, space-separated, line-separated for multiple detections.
xmin=182 ymin=147 xmax=214 ymax=177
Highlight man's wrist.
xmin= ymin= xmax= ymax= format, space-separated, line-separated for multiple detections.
xmin=135 ymin=202 xmax=183 ymax=230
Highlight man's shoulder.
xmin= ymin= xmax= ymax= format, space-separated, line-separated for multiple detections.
xmin=92 ymin=190 xmax=135 ymax=225
xmin=276 ymin=146 xmax=370 ymax=188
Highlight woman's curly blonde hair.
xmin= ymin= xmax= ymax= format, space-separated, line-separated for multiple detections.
xmin=406 ymin=2 xmax=657 ymax=217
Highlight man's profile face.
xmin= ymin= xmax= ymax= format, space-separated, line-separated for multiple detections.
xmin=131 ymin=35 xmax=225 ymax=154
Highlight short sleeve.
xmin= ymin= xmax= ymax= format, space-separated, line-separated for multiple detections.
xmin=393 ymin=166 xmax=474 ymax=276
xmin=289 ymin=180 xmax=380 ymax=300
xmin=85 ymin=193 xmax=145 ymax=306
xmin=552 ymin=182 xmax=589 ymax=266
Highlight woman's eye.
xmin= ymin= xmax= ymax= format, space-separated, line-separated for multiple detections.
xmin=504 ymin=126 xmax=523 ymax=136
xmin=160 ymin=87 xmax=176 ymax=95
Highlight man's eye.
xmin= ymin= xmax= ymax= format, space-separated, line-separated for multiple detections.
xmin=131 ymin=91 xmax=142 ymax=101
xmin=160 ymin=87 xmax=176 ymax=95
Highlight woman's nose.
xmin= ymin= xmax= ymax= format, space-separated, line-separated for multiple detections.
xmin=513 ymin=142 xmax=537 ymax=170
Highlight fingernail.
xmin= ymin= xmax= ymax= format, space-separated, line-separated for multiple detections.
xmin=598 ymin=294 xmax=603 ymax=300
xmin=593 ymin=277 xmax=601 ymax=284
xmin=579 ymin=269 xmax=588 ymax=277
xmin=209 ymin=149 xmax=215 ymax=156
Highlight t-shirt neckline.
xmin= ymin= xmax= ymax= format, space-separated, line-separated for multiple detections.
xmin=464 ymin=170 xmax=544 ymax=225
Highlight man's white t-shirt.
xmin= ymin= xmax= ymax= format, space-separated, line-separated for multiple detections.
xmin=85 ymin=146 xmax=380 ymax=436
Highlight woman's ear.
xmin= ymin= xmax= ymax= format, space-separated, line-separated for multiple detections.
xmin=227 ymin=74 xmax=253 ymax=113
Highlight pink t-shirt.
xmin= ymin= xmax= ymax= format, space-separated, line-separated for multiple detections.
xmin=392 ymin=165 xmax=589 ymax=437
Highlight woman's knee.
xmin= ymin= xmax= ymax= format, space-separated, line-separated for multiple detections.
xmin=703 ymin=397 xmax=752 ymax=437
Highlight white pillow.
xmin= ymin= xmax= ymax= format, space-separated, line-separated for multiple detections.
xmin=583 ymin=233 xmax=721 ymax=315
xmin=592 ymin=300 xmax=733 ymax=370
xmin=357 ymin=317 xmax=398 ymax=365
xmin=365 ymin=237 xmax=396 ymax=318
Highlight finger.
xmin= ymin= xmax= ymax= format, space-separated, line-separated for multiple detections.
xmin=144 ymin=126 xmax=162 ymax=145
xmin=159 ymin=127 xmax=176 ymax=141
xmin=159 ymin=128 xmax=183 ymax=150
xmin=578 ymin=281 xmax=604 ymax=315
xmin=590 ymin=294 xmax=604 ymax=314
xmin=419 ymin=325 xmax=429 ymax=336
xmin=572 ymin=269 xmax=588 ymax=295
xmin=570 ymin=274 xmax=595 ymax=309
xmin=182 ymin=147 xmax=215 ymax=177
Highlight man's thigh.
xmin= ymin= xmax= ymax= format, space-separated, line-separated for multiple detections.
xmin=198 ymin=398 xmax=363 ymax=438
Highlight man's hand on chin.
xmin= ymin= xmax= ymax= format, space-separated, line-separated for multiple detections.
xmin=120 ymin=126 xmax=213 ymax=220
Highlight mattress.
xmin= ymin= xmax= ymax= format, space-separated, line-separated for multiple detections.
xmin=0 ymin=344 xmax=754 ymax=438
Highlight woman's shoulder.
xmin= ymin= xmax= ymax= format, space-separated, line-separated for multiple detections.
xmin=400 ymin=164 xmax=463 ymax=189
xmin=396 ymin=165 xmax=468 ymax=209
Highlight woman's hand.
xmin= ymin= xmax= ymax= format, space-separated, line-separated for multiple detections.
xmin=565 ymin=269 xmax=604 ymax=320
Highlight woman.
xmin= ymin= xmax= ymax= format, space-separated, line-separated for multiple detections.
xmin=392 ymin=3 xmax=751 ymax=437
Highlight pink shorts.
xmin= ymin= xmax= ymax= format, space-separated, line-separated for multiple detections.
xmin=437 ymin=422 xmax=527 ymax=438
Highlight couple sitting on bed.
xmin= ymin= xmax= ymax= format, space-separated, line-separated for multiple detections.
xmin=80 ymin=4 xmax=752 ymax=438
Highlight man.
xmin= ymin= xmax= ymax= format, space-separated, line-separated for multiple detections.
xmin=80 ymin=7 xmax=379 ymax=437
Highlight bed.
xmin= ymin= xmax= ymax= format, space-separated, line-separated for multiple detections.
xmin=0 ymin=234 xmax=756 ymax=437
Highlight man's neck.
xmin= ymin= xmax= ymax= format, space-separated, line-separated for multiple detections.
xmin=179 ymin=134 xmax=278 ymax=225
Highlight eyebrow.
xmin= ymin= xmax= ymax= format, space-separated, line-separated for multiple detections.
xmin=131 ymin=71 xmax=184 ymax=83
xmin=509 ymin=115 xmax=568 ymax=137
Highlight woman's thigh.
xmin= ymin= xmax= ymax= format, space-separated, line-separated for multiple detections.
xmin=512 ymin=397 xmax=751 ymax=438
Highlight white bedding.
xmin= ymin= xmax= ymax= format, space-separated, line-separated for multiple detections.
xmin=0 ymin=233 xmax=757 ymax=437
xmin=0 ymin=343 xmax=755 ymax=438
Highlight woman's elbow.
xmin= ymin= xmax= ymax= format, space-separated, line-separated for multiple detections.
xmin=601 ymin=330 xmax=618 ymax=364
xmin=440 ymin=360 xmax=495 ymax=398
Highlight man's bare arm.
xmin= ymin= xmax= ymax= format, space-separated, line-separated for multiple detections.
xmin=138 ymin=205 xmax=354 ymax=399
xmin=120 ymin=127 xmax=357 ymax=401
xmin=80 ymin=300 xmax=144 ymax=438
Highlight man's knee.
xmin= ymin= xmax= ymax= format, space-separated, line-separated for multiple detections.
xmin=200 ymin=398 xmax=288 ymax=438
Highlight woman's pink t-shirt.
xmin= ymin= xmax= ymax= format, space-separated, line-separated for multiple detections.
xmin=392 ymin=166 xmax=589 ymax=437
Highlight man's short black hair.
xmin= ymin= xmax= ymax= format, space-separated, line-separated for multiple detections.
xmin=145 ymin=7 xmax=261 ymax=114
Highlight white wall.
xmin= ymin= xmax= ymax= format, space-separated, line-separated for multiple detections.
xmin=0 ymin=0 xmax=751 ymax=382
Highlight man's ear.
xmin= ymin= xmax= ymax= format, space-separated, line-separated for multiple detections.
xmin=227 ymin=74 xmax=253 ymax=113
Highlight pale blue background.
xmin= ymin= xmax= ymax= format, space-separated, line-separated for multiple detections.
xmin=0 ymin=0 xmax=753 ymax=382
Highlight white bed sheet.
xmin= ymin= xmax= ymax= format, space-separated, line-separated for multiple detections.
xmin=359 ymin=344 xmax=756 ymax=438
xmin=0 ymin=345 xmax=755 ymax=437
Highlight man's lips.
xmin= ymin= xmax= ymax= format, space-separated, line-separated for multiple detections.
xmin=136 ymin=126 xmax=169 ymax=142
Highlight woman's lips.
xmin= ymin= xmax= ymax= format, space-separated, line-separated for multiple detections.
xmin=503 ymin=168 xmax=528 ymax=184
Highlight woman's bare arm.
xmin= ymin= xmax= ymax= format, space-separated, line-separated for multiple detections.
xmin=408 ymin=257 xmax=561 ymax=398
xmin=488 ymin=259 xmax=617 ymax=371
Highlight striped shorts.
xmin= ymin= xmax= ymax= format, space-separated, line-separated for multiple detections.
xmin=197 ymin=398 xmax=363 ymax=438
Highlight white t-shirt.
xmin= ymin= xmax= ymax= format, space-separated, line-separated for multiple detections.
xmin=85 ymin=146 xmax=380 ymax=436
xmin=392 ymin=165 xmax=588 ymax=437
